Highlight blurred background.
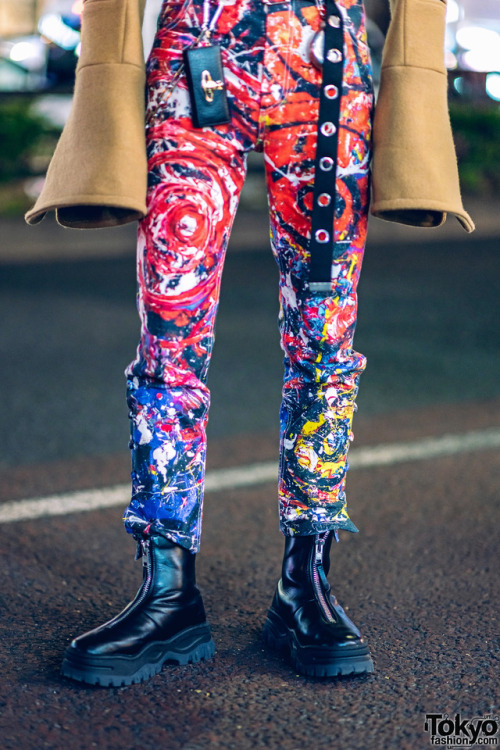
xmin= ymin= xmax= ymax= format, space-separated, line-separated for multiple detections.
xmin=1 ymin=0 xmax=500 ymax=213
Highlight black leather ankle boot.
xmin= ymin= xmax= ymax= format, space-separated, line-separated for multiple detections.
xmin=61 ymin=533 xmax=215 ymax=686
xmin=263 ymin=532 xmax=374 ymax=677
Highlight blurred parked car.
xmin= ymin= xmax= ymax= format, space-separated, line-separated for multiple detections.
xmin=0 ymin=0 xmax=81 ymax=92
xmin=446 ymin=0 xmax=500 ymax=100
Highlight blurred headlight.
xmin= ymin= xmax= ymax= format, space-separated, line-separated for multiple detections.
xmin=10 ymin=42 xmax=43 ymax=68
xmin=486 ymin=72 xmax=500 ymax=101
xmin=38 ymin=14 xmax=80 ymax=51
xmin=6 ymin=37 xmax=46 ymax=72
xmin=461 ymin=48 xmax=500 ymax=73
xmin=456 ymin=25 xmax=500 ymax=72
xmin=456 ymin=25 xmax=500 ymax=51
xmin=446 ymin=0 xmax=461 ymax=24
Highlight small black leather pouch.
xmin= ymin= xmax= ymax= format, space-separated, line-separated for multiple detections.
xmin=183 ymin=44 xmax=230 ymax=128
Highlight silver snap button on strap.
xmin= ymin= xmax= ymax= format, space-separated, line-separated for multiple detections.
xmin=319 ymin=156 xmax=335 ymax=171
xmin=320 ymin=121 xmax=337 ymax=136
xmin=324 ymin=84 xmax=339 ymax=99
xmin=326 ymin=48 xmax=342 ymax=64
xmin=317 ymin=193 xmax=332 ymax=207
xmin=315 ymin=229 xmax=330 ymax=243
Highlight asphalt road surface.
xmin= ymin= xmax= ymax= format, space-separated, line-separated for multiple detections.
xmin=0 ymin=208 xmax=499 ymax=750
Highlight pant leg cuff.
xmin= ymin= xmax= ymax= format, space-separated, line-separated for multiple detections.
xmin=280 ymin=516 xmax=359 ymax=537
xmin=124 ymin=517 xmax=200 ymax=553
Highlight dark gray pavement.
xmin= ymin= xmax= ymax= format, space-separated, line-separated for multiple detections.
xmin=0 ymin=427 xmax=498 ymax=750
xmin=0 ymin=200 xmax=499 ymax=749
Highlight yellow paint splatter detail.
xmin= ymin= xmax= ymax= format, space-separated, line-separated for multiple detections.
xmin=300 ymin=414 xmax=326 ymax=435
xmin=346 ymin=257 xmax=356 ymax=280
xmin=331 ymin=507 xmax=351 ymax=523
xmin=316 ymin=458 xmax=344 ymax=478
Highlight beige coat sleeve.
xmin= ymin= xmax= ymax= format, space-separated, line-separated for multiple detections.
xmin=27 ymin=0 xmax=473 ymax=232
xmin=25 ymin=0 xmax=148 ymax=229
xmin=370 ymin=0 xmax=474 ymax=231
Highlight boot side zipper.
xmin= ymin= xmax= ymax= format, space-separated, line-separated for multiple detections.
xmin=133 ymin=538 xmax=153 ymax=609
xmin=103 ymin=538 xmax=153 ymax=629
xmin=311 ymin=533 xmax=335 ymax=624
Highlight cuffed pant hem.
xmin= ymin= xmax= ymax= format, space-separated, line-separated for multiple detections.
xmin=280 ymin=517 xmax=359 ymax=537
xmin=124 ymin=517 xmax=200 ymax=554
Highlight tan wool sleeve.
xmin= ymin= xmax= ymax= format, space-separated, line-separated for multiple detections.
xmin=370 ymin=0 xmax=474 ymax=232
xmin=25 ymin=0 xmax=148 ymax=229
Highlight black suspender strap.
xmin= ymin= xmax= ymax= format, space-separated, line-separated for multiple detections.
xmin=309 ymin=0 xmax=344 ymax=293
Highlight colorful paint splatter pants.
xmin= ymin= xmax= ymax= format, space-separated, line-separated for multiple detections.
xmin=124 ymin=0 xmax=373 ymax=552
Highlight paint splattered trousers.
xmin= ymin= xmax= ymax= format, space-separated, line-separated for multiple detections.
xmin=124 ymin=0 xmax=373 ymax=552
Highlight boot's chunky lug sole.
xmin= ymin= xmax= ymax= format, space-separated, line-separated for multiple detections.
xmin=61 ymin=624 xmax=215 ymax=687
xmin=263 ymin=612 xmax=374 ymax=678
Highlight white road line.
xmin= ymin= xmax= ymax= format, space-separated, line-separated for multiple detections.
xmin=1 ymin=427 xmax=499 ymax=524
